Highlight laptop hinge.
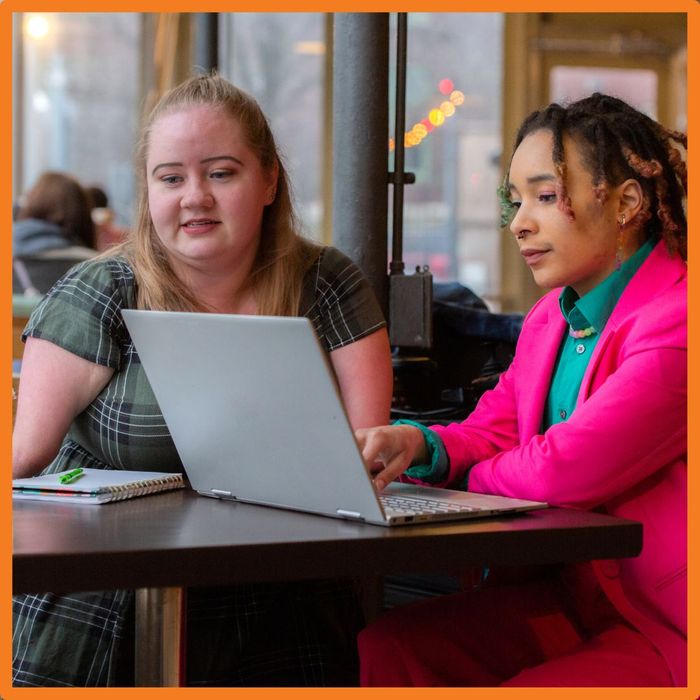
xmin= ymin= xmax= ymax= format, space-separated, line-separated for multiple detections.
xmin=336 ymin=509 xmax=364 ymax=521
xmin=210 ymin=489 xmax=233 ymax=498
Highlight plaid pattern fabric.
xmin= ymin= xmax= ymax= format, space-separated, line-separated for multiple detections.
xmin=22 ymin=257 xmax=177 ymax=474
xmin=300 ymin=246 xmax=386 ymax=352
xmin=13 ymin=590 xmax=133 ymax=687
xmin=13 ymin=248 xmax=384 ymax=686
xmin=13 ymin=582 xmax=363 ymax=687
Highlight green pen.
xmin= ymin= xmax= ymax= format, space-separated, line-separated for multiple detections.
xmin=59 ymin=468 xmax=85 ymax=484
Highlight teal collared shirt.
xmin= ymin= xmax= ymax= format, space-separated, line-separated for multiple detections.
xmin=543 ymin=237 xmax=655 ymax=429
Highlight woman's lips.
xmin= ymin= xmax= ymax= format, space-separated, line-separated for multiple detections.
xmin=181 ymin=219 xmax=220 ymax=234
xmin=521 ymin=248 xmax=550 ymax=266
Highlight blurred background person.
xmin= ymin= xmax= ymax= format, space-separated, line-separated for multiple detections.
xmin=13 ymin=171 xmax=97 ymax=295
xmin=85 ymin=184 xmax=130 ymax=251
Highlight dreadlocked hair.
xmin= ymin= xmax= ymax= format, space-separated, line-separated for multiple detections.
xmin=505 ymin=93 xmax=687 ymax=260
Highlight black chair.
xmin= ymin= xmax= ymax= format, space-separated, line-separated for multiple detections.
xmin=12 ymin=254 xmax=88 ymax=296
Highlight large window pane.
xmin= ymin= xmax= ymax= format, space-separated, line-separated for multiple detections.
xmin=19 ymin=12 xmax=140 ymax=225
xmin=395 ymin=13 xmax=503 ymax=302
xmin=550 ymin=65 xmax=658 ymax=118
xmin=221 ymin=13 xmax=325 ymax=241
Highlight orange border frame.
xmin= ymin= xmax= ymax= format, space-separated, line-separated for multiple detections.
xmin=1 ymin=3 xmax=696 ymax=700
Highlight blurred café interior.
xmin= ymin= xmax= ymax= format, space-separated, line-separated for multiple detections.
xmin=12 ymin=12 xmax=686 ymax=423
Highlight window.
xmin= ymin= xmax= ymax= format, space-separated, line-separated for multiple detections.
xmin=221 ymin=13 xmax=326 ymax=241
xmin=550 ymin=65 xmax=658 ymax=118
xmin=395 ymin=13 xmax=503 ymax=301
xmin=16 ymin=12 xmax=140 ymax=225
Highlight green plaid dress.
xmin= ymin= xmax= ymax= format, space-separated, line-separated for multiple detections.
xmin=12 ymin=247 xmax=386 ymax=687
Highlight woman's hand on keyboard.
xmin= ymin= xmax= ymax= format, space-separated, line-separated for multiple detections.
xmin=355 ymin=424 xmax=427 ymax=491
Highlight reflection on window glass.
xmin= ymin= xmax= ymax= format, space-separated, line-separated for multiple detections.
xmin=21 ymin=13 xmax=140 ymax=226
xmin=222 ymin=13 xmax=325 ymax=241
xmin=550 ymin=65 xmax=658 ymax=119
xmin=395 ymin=13 xmax=503 ymax=300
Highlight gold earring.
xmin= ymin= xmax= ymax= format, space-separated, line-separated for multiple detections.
xmin=615 ymin=214 xmax=626 ymax=270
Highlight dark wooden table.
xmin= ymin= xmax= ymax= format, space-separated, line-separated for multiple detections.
xmin=14 ymin=489 xmax=643 ymax=686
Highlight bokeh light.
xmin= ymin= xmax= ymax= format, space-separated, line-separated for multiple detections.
xmin=440 ymin=101 xmax=456 ymax=117
xmin=438 ymin=78 xmax=454 ymax=95
xmin=428 ymin=109 xmax=445 ymax=126
xmin=390 ymin=81 xmax=465 ymax=152
xmin=412 ymin=123 xmax=428 ymax=139
xmin=26 ymin=15 xmax=50 ymax=39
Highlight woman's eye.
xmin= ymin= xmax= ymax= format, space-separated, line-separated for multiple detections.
xmin=538 ymin=193 xmax=557 ymax=203
xmin=510 ymin=201 xmax=522 ymax=210
xmin=210 ymin=170 xmax=233 ymax=180
xmin=161 ymin=175 xmax=182 ymax=185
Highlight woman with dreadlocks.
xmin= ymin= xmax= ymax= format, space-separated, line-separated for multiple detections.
xmin=356 ymin=93 xmax=686 ymax=687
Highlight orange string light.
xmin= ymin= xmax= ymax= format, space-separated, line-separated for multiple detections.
xmin=389 ymin=79 xmax=467 ymax=151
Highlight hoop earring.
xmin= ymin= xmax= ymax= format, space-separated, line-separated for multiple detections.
xmin=615 ymin=214 xmax=626 ymax=271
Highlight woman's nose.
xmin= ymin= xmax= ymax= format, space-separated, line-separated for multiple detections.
xmin=180 ymin=181 xmax=213 ymax=209
xmin=509 ymin=205 xmax=533 ymax=240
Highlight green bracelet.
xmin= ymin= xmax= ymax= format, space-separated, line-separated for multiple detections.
xmin=393 ymin=419 xmax=443 ymax=481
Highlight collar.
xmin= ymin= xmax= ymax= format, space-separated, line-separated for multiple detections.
xmin=559 ymin=237 xmax=656 ymax=334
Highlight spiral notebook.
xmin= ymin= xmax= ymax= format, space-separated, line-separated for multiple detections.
xmin=12 ymin=468 xmax=185 ymax=505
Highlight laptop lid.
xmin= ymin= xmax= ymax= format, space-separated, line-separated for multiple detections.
xmin=122 ymin=310 xmax=389 ymax=524
xmin=122 ymin=310 xmax=546 ymax=526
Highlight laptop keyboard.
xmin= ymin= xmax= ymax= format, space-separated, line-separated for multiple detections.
xmin=380 ymin=494 xmax=478 ymax=515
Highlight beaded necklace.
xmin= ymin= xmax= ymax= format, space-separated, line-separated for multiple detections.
xmin=568 ymin=325 xmax=595 ymax=338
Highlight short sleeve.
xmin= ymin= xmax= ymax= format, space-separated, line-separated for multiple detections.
xmin=22 ymin=257 xmax=137 ymax=369
xmin=302 ymin=246 xmax=386 ymax=352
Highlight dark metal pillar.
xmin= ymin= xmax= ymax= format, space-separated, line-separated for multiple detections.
xmin=332 ymin=13 xmax=390 ymax=317
xmin=193 ymin=13 xmax=219 ymax=73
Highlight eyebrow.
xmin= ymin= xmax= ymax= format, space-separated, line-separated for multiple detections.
xmin=508 ymin=173 xmax=557 ymax=192
xmin=151 ymin=155 xmax=244 ymax=176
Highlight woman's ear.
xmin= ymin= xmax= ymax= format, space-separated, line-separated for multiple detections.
xmin=266 ymin=161 xmax=280 ymax=204
xmin=617 ymin=178 xmax=644 ymax=224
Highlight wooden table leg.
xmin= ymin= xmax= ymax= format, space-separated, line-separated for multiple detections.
xmin=134 ymin=586 xmax=185 ymax=686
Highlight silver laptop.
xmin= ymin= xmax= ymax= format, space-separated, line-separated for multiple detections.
xmin=122 ymin=310 xmax=546 ymax=526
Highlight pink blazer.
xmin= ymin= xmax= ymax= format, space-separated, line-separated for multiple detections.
xmin=429 ymin=241 xmax=687 ymax=685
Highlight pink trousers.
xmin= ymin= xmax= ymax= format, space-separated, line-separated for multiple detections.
xmin=358 ymin=573 xmax=673 ymax=687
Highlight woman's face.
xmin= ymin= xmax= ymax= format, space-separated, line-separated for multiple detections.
xmin=146 ymin=105 xmax=277 ymax=278
xmin=507 ymin=129 xmax=621 ymax=297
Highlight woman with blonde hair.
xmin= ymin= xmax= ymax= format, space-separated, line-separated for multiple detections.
xmin=13 ymin=73 xmax=392 ymax=686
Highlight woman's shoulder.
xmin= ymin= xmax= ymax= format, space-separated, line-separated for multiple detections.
xmin=611 ymin=245 xmax=686 ymax=343
xmin=622 ymin=275 xmax=686 ymax=349
xmin=305 ymin=245 xmax=365 ymax=288
xmin=36 ymin=254 xmax=138 ymax=315
xmin=23 ymin=254 xmax=137 ymax=365
xmin=300 ymin=244 xmax=386 ymax=348
xmin=56 ymin=254 xmax=136 ymax=288
xmin=315 ymin=244 xmax=350 ymax=265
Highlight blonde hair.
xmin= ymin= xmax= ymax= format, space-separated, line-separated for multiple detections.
xmin=116 ymin=73 xmax=319 ymax=315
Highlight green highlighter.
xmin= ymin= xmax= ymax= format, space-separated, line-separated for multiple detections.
xmin=59 ymin=468 xmax=85 ymax=484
